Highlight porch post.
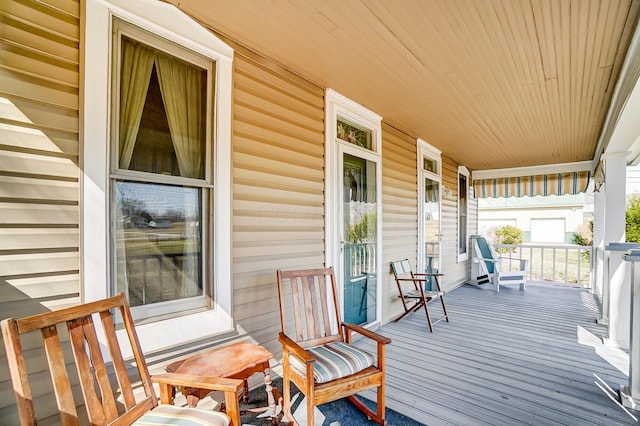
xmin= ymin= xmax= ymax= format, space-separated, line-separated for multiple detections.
xmin=593 ymin=189 xmax=605 ymax=313
xmin=603 ymin=152 xmax=630 ymax=349
xmin=620 ymin=249 xmax=640 ymax=409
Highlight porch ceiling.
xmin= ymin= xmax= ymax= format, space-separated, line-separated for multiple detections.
xmin=166 ymin=0 xmax=639 ymax=171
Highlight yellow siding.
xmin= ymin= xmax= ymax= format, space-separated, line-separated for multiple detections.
xmin=381 ymin=124 xmax=418 ymax=324
xmin=0 ymin=0 xmax=81 ymax=313
xmin=0 ymin=0 xmax=81 ymax=423
xmin=231 ymin=49 xmax=326 ymax=355
xmin=440 ymin=156 xmax=464 ymax=289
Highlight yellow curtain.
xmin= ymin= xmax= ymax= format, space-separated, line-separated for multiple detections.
xmin=118 ymin=38 xmax=155 ymax=169
xmin=155 ymin=54 xmax=204 ymax=179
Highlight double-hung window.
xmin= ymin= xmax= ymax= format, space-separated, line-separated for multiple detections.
xmin=84 ymin=0 xmax=232 ymax=350
xmin=110 ymin=20 xmax=213 ymax=321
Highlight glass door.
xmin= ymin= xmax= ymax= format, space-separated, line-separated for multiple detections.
xmin=418 ymin=143 xmax=442 ymax=288
xmin=424 ymin=177 xmax=441 ymax=282
xmin=341 ymin=150 xmax=379 ymax=325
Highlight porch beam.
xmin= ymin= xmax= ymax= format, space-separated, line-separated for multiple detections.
xmin=471 ymin=161 xmax=591 ymax=180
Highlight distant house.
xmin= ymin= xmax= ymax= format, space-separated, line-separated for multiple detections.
xmin=478 ymin=193 xmax=593 ymax=244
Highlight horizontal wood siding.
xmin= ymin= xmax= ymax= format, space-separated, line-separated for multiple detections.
xmin=0 ymin=0 xmax=81 ymax=424
xmin=232 ymin=49 xmax=325 ymax=355
xmin=440 ymin=156 xmax=467 ymax=290
xmin=381 ymin=124 xmax=418 ymax=324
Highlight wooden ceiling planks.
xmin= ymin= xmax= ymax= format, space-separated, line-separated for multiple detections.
xmin=169 ymin=0 xmax=640 ymax=171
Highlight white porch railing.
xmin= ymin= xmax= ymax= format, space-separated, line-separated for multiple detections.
xmin=493 ymin=244 xmax=593 ymax=289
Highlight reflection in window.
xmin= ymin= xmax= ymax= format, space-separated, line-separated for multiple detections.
xmin=115 ymin=182 xmax=202 ymax=306
xmin=459 ymin=174 xmax=468 ymax=255
xmin=343 ymin=154 xmax=377 ymax=243
xmin=343 ymin=153 xmax=377 ymax=325
xmin=424 ymin=177 xmax=440 ymax=274
xmin=423 ymin=157 xmax=439 ymax=174
xmin=337 ymin=118 xmax=373 ymax=151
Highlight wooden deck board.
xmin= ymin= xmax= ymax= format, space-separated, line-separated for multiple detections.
xmin=356 ymin=284 xmax=637 ymax=425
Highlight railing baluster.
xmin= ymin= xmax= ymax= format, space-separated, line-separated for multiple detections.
xmin=564 ymin=248 xmax=569 ymax=284
xmin=541 ymin=247 xmax=545 ymax=283
xmin=491 ymin=243 xmax=593 ymax=287
xmin=552 ymin=248 xmax=557 ymax=283
xmin=577 ymin=248 xmax=582 ymax=286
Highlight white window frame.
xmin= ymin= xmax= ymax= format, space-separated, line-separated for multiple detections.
xmin=83 ymin=0 xmax=233 ymax=353
xmin=458 ymin=166 xmax=470 ymax=262
xmin=417 ymin=139 xmax=442 ymax=273
xmin=325 ymin=88 xmax=383 ymax=328
xmin=110 ymin=18 xmax=215 ymax=320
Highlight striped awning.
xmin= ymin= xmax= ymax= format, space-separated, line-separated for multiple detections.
xmin=473 ymin=171 xmax=591 ymax=198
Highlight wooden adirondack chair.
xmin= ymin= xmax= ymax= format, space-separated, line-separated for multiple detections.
xmin=1 ymin=293 xmax=243 ymax=426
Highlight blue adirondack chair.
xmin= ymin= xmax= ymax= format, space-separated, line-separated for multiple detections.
xmin=471 ymin=235 xmax=528 ymax=292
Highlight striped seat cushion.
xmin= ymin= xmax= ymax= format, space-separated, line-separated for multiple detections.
xmin=290 ymin=341 xmax=376 ymax=383
xmin=133 ymin=404 xmax=230 ymax=426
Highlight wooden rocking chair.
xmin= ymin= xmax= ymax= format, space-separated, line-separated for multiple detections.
xmin=276 ymin=267 xmax=391 ymax=425
xmin=1 ymin=293 xmax=243 ymax=426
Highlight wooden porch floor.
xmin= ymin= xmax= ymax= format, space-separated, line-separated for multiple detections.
xmin=356 ymin=283 xmax=638 ymax=425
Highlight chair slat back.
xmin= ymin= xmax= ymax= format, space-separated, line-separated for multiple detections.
xmin=277 ymin=267 xmax=342 ymax=348
xmin=472 ymin=235 xmax=496 ymax=274
xmin=99 ymin=310 xmax=137 ymax=409
xmin=391 ymin=259 xmax=419 ymax=293
xmin=391 ymin=259 xmax=414 ymax=279
xmin=1 ymin=293 xmax=158 ymax=425
xmin=41 ymin=324 xmax=80 ymax=425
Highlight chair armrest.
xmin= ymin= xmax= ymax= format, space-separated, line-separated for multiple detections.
xmin=498 ymin=256 xmax=527 ymax=262
xmin=342 ymin=322 xmax=391 ymax=345
xmin=476 ymin=257 xmax=500 ymax=263
xmin=395 ymin=277 xmax=429 ymax=283
xmin=414 ymin=273 xmax=444 ymax=277
xmin=152 ymin=373 xmax=243 ymax=426
xmin=278 ymin=332 xmax=314 ymax=364
xmin=152 ymin=373 xmax=243 ymax=393
xmin=498 ymin=257 xmax=530 ymax=270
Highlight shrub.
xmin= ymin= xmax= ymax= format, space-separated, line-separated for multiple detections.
xmin=627 ymin=196 xmax=640 ymax=243
xmin=573 ymin=220 xmax=593 ymax=246
xmin=494 ymin=225 xmax=524 ymax=245
xmin=573 ymin=220 xmax=593 ymax=261
xmin=494 ymin=225 xmax=523 ymax=253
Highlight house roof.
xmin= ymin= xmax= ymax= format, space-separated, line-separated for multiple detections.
xmin=167 ymin=0 xmax=640 ymax=173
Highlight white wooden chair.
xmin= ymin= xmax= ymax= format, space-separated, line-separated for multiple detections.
xmin=471 ymin=235 xmax=529 ymax=292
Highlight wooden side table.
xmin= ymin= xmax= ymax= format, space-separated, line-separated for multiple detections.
xmin=160 ymin=341 xmax=279 ymax=424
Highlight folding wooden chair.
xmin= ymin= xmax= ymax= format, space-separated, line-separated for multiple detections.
xmin=390 ymin=259 xmax=449 ymax=332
